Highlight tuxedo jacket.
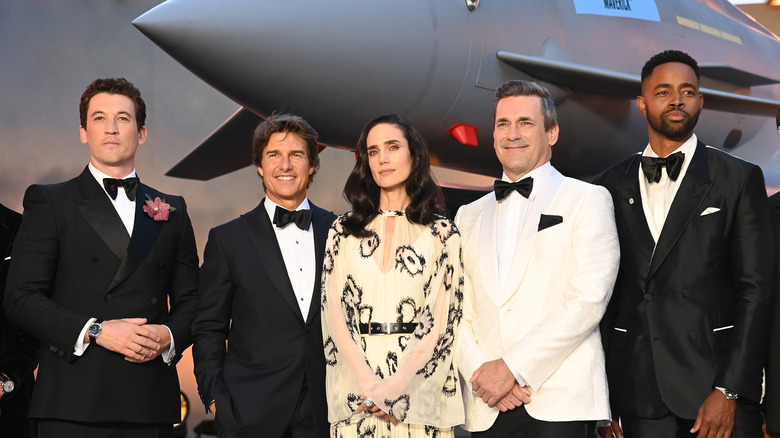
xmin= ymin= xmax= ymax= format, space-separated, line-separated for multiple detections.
xmin=192 ymin=200 xmax=335 ymax=437
xmin=764 ymin=191 xmax=780 ymax=437
xmin=593 ymin=141 xmax=774 ymax=420
xmin=3 ymin=167 xmax=199 ymax=423
xmin=455 ymin=166 xmax=619 ymax=431
xmin=0 ymin=203 xmax=37 ymax=435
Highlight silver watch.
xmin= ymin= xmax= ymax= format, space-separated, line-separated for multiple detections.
xmin=88 ymin=320 xmax=103 ymax=342
xmin=0 ymin=374 xmax=14 ymax=394
xmin=715 ymin=386 xmax=739 ymax=400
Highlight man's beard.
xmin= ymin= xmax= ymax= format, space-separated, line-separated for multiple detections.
xmin=646 ymin=107 xmax=700 ymax=140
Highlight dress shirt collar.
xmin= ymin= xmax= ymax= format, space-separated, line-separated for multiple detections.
xmin=642 ymin=134 xmax=697 ymax=160
xmin=640 ymin=134 xmax=697 ymax=185
xmin=264 ymin=197 xmax=311 ymax=226
xmin=500 ymin=161 xmax=552 ymax=201
xmin=88 ymin=163 xmax=138 ymax=199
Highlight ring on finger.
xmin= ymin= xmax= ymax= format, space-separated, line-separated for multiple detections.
xmin=363 ymin=398 xmax=374 ymax=407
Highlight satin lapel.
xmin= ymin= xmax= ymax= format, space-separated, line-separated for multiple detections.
xmin=477 ymin=193 xmax=503 ymax=308
xmin=109 ymin=185 xmax=162 ymax=290
xmin=613 ymin=155 xmax=654 ymax=265
xmin=648 ymin=141 xmax=713 ymax=279
xmin=241 ymin=200 xmax=303 ymax=322
xmin=70 ymin=168 xmax=129 ymax=263
xmin=306 ymin=203 xmax=330 ymax=324
xmin=500 ymin=168 xmax=563 ymax=303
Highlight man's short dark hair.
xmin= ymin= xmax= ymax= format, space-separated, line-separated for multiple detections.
xmin=641 ymin=50 xmax=700 ymax=84
xmin=251 ymin=113 xmax=320 ymax=186
xmin=79 ymin=78 xmax=146 ymax=131
xmin=493 ymin=80 xmax=558 ymax=132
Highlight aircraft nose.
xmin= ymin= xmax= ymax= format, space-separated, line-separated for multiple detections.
xmin=133 ymin=0 xmax=445 ymax=130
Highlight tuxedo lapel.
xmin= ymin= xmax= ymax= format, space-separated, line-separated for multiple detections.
xmin=613 ymin=155 xmax=654 ymax=264
xmin=109 ymin=185 xmax=162 ymax=290
xmin=477 ymin=193 xmax=502 ymax=308
xmin=241 ymin=200 xmax=303 ymax=322
xmin=306 ymin=203 xmax=329 ymax=324
xmin=70 ymin=168 xmax=130 ymax=264
xmin=648 ymin=141 xmax=712 ymax=279
xmin=501 ymin=168 xmax=563 ymax=302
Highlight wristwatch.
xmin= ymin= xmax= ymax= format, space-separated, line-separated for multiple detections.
xmin=88 ymin=320 xmax=103 ymax=342
xmin=715 ymin=386 xmax=739 ymax=400
xmin=0 ymin=374 xmax=14 ymax=394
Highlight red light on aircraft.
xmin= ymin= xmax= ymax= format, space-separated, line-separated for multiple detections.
xmin=447 ymin=123 xmax=479 ymax=146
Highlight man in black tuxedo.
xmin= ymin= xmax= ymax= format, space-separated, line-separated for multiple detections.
xmin=764 ymin=107 xmax=780 ymax=438
xmin=4 ymin=78 xmax=199 ymax=437
xmin=0 ymin=203 xmax=37 ymax=438
xmin=594 ymin=50 xmax=774 ymax=437
xmin=192 ymin=113 xmax=335 ymax=438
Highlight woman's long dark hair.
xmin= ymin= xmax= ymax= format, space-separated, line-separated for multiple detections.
xmin=342 ymin=114 xmax=445 ymax=237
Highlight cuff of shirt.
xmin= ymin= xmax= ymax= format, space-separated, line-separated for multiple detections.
xmin=161 ymin=325 xmax=176 ymax=365
xmin=502 ymin=356 xmax=527 ymax=387
xmin=74 ymin=318 xmax=97 ymax=356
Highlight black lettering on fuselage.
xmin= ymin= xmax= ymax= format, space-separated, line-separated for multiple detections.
xmin=604 ymin=0 xmax=632 ymax=11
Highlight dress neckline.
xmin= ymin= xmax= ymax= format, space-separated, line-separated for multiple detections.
xmin=378 ymin=209 xmax=405 ymax=217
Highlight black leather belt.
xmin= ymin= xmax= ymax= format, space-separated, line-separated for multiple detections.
xmin=359 ymin=322 xmax=416 ymax=335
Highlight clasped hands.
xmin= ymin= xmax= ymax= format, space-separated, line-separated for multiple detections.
xmin=470 ymin=359 xmax=532 ymax=411
xmin=355 ymin=395 xmax=401 ymax=425
xmin=87 ymin=318 xmax=171 ymax=363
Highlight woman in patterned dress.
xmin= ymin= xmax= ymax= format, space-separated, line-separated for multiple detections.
xmin=321 ymin=114 xmax=465 ymax=438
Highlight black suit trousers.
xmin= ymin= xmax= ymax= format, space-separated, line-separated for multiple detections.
xmin=472 ymin=406 xmax=595 ymax=438
xmin=621 ymin=399 xmax=763 ymax=438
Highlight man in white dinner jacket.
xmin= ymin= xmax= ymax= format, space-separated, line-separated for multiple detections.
xmin=455 ymin=79 xmax=620 ymax=437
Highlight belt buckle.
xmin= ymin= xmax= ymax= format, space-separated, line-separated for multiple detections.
xmin=370 ymin=322 xmax=390 ymax=335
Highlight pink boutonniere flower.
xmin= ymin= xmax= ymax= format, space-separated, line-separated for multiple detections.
xmin=143 ymin=194 xmax=176 ymax=221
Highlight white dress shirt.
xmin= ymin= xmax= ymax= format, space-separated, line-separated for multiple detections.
xmin=495 ymin=162 xmax=552 ymax=387
xmin=75 ymin=164 xmax=175 ymax=363
xmin=638 ymin=134 xmax=697 ymax=243
xmin=496 ymin=162 xmax=552 ymax=292
xmin=264 ymin=197 xmax=316 ymax=322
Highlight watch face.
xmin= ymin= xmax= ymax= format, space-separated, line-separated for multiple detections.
xmin=89 ymin=322 xmax=102 ymax=338
xmin=1 ymin=378 xmax=13 ymax=393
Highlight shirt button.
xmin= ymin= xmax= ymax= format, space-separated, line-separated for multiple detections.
xmin=689 ymin=332 xmax=699 ymax=341
xmin=644 ymin=294 xmax=653 ymax=302
xmin=151 ymin=297 xmax=158 ymax=305
xmin=637 ymin=335 xmax=646 ymax=343
xmin=106 ymin=294 xmax=113 ymax=301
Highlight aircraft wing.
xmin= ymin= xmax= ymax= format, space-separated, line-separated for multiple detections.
xmin=166 ymin=107 xmax=262 ymax=180
xmin=496 ymin=51 xmax=780 ymax=116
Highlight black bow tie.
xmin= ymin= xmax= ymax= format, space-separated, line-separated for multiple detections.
xmin=494 ymin=177 xmax=533 ymax=201
xmin=641 ymin=152 xmax=685 ymax=183
xmin=273 ymin=206 xmax=313 ymax=230
xmin=103 ymin=177 xmax=139 ymax=200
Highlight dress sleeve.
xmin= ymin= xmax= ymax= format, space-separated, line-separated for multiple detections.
xmin=321 ymin=217 xmax=381 ymax=418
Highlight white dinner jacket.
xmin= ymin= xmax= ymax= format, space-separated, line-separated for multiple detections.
xmin=454 ymin=166 xmax=619 ymax=431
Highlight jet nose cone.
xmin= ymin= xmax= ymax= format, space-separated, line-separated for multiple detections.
xmin=134 ymin=0 xmax=446 ymax=133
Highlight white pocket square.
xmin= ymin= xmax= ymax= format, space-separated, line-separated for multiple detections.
xmin=700 ymin=207 xmax=721 ymax=216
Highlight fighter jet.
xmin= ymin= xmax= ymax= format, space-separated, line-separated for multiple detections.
xmin=133 ymin=0 xmax=780 ymax=189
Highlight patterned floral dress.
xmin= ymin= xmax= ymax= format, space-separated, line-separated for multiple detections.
xmin=321 ymin=210 xmax=465 ymax=438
